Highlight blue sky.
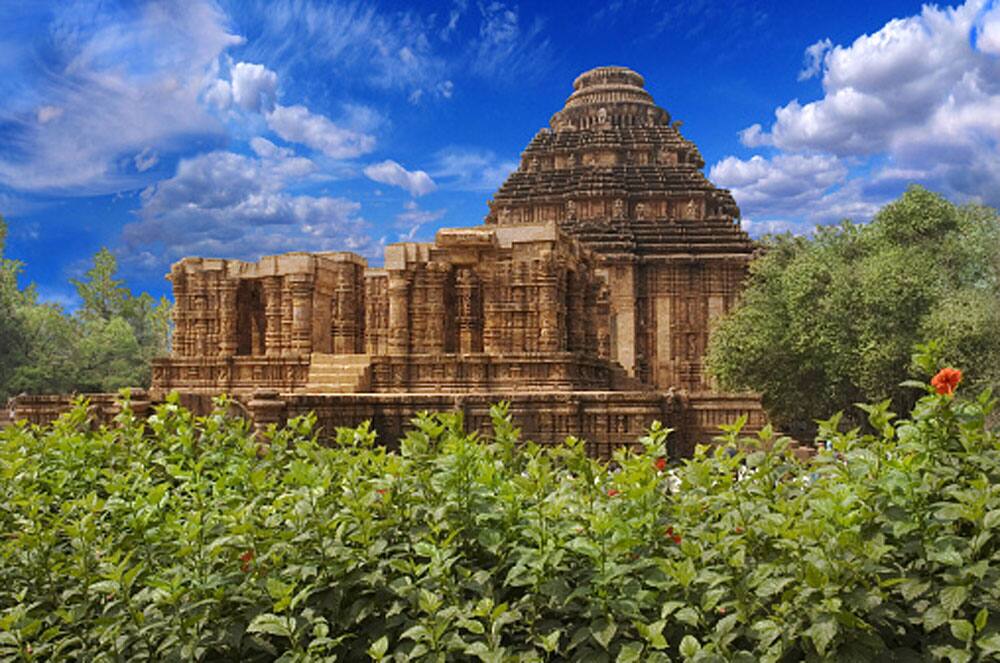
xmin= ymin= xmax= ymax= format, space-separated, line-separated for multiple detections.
xmin=2 ymin=0 xmax=999 ymax=306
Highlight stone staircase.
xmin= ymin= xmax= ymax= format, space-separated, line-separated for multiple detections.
xmin=305 ymin=354 xmax=372 ymax=393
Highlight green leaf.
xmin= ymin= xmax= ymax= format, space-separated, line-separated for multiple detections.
xmin=757 ymin=576 xmax=793 ymax=598
xmin=679 ymin=635 xmax=701 ymax=659
xmin=929 ymin=645 xmax=972 ymax=663
xmin=899 ymin=578 xmax=931 ymax=601
xmin=950 ymin=620 xmax=974 ymax=643
xmin=635 ymin=619 xmax=667 ymax=649
xmin=616 ymin=642 xmax=644 ymax=663
xmin=807 ymin=616 xmax=838 ymax=655
xmin=924 ymin=606 xmax=949 ymax=632
xmin=674 ymin=607 xmax=700 ymax=627
xmin=537 ymin=629 xmax=561 ymax=653
xmin=975 ymin=608 xmax=988 ymax=633
xmin=247 ymin=613 xmax=294 ymax=640
xmin=591 ymin=618 xmax=617 ymax=650
xmin=978 ymin=633 xmax=1000 ymax=655
xmin=400 ymin=624 xmax=431 ymax=643
xmin=367 ymin=635 xmax=389 ymax=661
xmin=752 ymin=620 xmax=782 ymax=648
xmin=984 ymin=510 xmax=1000 ymax=530
xmin=941 ymin=585 xmax=968 ymax=615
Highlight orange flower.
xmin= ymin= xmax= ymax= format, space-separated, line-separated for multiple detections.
xmin=607 ymin=488 xmax=620 ymax=497
xmin=665 ymin=526 xmax=682 ymax=544
xmin=654 ymin=457 xmax=667 ymax=472
xmin=240 ymin=550 xmax=254 ymax=573
xmin=931 ymin=367 xmax=962 ymax=396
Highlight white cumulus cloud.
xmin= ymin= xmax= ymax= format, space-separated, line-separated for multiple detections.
xmin=798 ymin=38 xmax=832 ymax=81
xmin=717 ymin=0 xmax=1000 ymax=233
xmin=266 ymin=104 xmax=376 ymax=159
xmin=123 ymin=147 xmax=373 ymax=271
xmin=230 ymin=62 xmax=279 ymax=112
xmin=363 ymin=160 xmax=437 ymax=196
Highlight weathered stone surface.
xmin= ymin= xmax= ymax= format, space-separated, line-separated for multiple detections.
xmin=486 ymin=65 xmax=755 ymax=392
xmin=153 ymin=221 xmax=614 ymax=397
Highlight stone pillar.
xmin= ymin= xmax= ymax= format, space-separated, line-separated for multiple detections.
xmin=218 ymin=279 xmax=238 ymax=357
xmin=206 ymin=273 xmax=221 ymax=356
xmin=247 ymin=389 xmax=287 ymax=438
xmin=537 ymin=254 xmax=561 ymax=353
xmin=332 ymin=266 xmax=353 ymax=354
xmin=262 ymin=276 xmax=283 ymax=357
xmin=609 ymin=258 xmax=637 ymax=375
xmin=424 ymin=262 xmax=449 ymax=353
xmin=387 ymin=272 xmax=411 ymax=355
xmin=288 ymin=275 xmax=314 ymax=355
xmin=567 ymin=270 xmax=587 ymax=351
xmin=172 ymin=272 xmax=190 ymax=357
xmin=584 ymin=279 xmax=599 ymax=354
xmin=455 ymin=268 xmax=481 ymax=354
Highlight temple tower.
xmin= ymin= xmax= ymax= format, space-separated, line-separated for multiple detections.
xmin=486 ymin=65 xmax=755 ymax=392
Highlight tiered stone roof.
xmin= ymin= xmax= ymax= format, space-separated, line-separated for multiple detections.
xmin=486 ymin=65 xmax=753 ymax=260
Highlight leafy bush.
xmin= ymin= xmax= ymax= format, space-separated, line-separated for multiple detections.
xmin=2 ymin=373 xmax=1000 ymax=661
xmin=706 ymin=186 xmax=1000 ymax=436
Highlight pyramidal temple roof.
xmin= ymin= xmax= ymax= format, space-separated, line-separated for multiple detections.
xmin=486 ymin=66 xmax=754 ymax=259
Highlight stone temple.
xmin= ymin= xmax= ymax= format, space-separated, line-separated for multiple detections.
xmin=15 ymin=66 xmax=768 ymax=457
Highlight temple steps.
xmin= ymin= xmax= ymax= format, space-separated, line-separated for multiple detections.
xmin=305 ymin=353 xmax=372 ymax=393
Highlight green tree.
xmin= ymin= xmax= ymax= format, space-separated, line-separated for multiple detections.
xmin=75 ymin=316 xmax=144 ymax=391
xmin=71 ymin=247 xmax=129 ymax=322
xmin=706 ymin=186 xmax=1000 ymax=435
xmin=0 ymin=216 xmax=30 ymax=400
xmin=7 ymin=302 xmax=81 ymax=396
xmin=0 ymin=237 xmax=173 ymax=399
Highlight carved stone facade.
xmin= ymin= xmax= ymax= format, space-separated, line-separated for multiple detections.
xmin=13 ymin=66 xmax=774 ymax=456
xmin=152 ymin=223 xmax=624 ymax=398
xmin=486 ymin=66 xmax=755 ymax=392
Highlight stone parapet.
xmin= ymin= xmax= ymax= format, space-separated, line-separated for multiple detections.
xmin=8 ymin=391 xmax=151 ymax=428
xmin=280 ymin=390 xmax=681 ymax=460
xmin=368 ymin=353 xmax=617 ymax=392
xmin=150 ymin=356 xmax=311 ymax=399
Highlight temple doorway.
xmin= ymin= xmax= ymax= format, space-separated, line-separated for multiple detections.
xmin=236 ymin=280 xmax=265 ymax=356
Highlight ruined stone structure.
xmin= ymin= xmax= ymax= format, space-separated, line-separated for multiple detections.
xmin=154 ymin=224 xmax=626 ymax=397
xmin=13 ymin=66 xmax=772 ymax=456
xmin=486 ymin=66 xmax=754 ymax=391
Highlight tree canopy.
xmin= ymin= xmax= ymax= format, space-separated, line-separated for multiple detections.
xmin=0 ymin=218 xmax=171 ymax=401
xmin=706 ymin=186 xmax=1000 ymax=435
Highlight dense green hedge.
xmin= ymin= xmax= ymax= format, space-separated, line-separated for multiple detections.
xmin=2 ymin=374 xmax=1000 ymax=661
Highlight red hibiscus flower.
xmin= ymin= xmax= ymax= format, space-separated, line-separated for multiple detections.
xmin=931 ymin=367 xmax=962 ymax=396
xmin=654 ymin=457 xmax=667 ymax=472
xmin=607 ymin=488 xmax=620 ymax=497
xmin=240 ymin=550 xmax=254 ymax=573
xmin=665 ymin=526 xmax=681 ymax=544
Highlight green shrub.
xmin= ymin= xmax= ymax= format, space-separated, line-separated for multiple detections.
xmin=2 ymin=373 xmax=1000 ymax=661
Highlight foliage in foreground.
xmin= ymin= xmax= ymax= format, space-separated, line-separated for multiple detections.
xmin=706 ymin=186 xmax=1000 ymax=435
xmin=0 ymin=215 xmax=170 ymax=401
xmin=3 ymin=377 xmax=1000 ymax=661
